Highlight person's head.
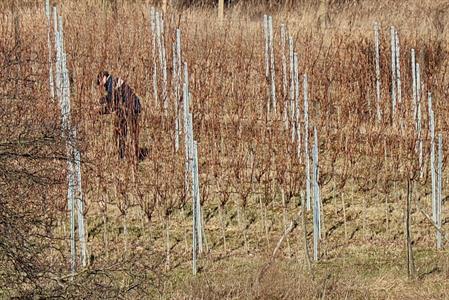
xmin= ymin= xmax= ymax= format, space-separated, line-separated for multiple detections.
xmin=96 ymin=71 xmax=109 ymax=87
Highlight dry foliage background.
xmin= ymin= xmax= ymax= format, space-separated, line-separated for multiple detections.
xmin=2 ymin=0 xmax=449 ymax=298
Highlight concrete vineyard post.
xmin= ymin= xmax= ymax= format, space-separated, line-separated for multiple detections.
xmin=304 ymin=74 xmax=311 ymax=211
xmin=437 ymin=133 xmax=443 ymax=249
xmin=193 ymin=141 xmax=204 ymax=253
xmin=53 ymin=8 xmax=61 ymax=101
xmin=268 ymin=16 xmax=276 ymax=114
xmin=411 ymin=49 xmax=417 ymax=127
xmin=395 ymin=29 xmax=401 ymax=104
xmin=45 ymin=0 xmax=54 ymax=100
xmin=150 ymin=7 xmax=159 ymax=107
xmin=183 ymin=63 xmax=191 ymax=192
xmin=176 ymin=29 xmax=182 ymax=149
xmin=429 ymin=92 xmax=436 ymax=243
xmin=182 ymin=63 xmax=204 ymax=273
xmin=173 ymin=42 xmax=179 ymax=151
xmin=74 ymin=148 xmax=87 ymax=267
xmin=155 ymin=11 xmax=164 ymax=110
xmin=289 ymin=36 xmax=294 ymax=132
xmin=60 ymin=14 xmax=87 ymax=270
xmin=374 ymin=22 xmax=381 ymax=122
xmin=173 ymin=29 xmax=182 ymax=152
xmin=280 ymin=24 xmax=287 ymax=112
xmin=416 ymin=64 xmax=423 ymax=177
xmin=218 ymin=0 xmax=224 ymax=22
xmin=291 ymin=50 xmax=297 ymax=143
xmin=54 ymin=9 xmax=76 ymax=273
xmin=390 ymin=26 xmax=397 ymax=118
xmin=52 ymin=7 xmax=87 ymax=272
xmin=312 ymin=127 xmax=321 ymax=261
xmin=155 ymin=12 xmax=168 ymax=114
xmin=263 ymin=15 xmax=270 ymax=115
xmin=294 ymin=53 xmax=301 ymax=159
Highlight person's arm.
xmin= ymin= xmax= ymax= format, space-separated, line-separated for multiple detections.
xmin=99 ymin=96 xmax=111 ymax=114
xmin=105 ymin=76 xmax=113 ymax=103
xmin=99 ymin=76 xmax=114 ymax=114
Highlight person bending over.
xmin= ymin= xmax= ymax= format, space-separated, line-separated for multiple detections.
xmin=97 ymin=70 xmax=143 ymax=162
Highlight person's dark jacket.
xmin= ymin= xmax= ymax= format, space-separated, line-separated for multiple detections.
xmin=100 ymin=75 xmax=141 ymax=116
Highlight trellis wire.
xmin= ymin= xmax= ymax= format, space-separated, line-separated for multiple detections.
xmin=312 ymin=127 xmax=321 ymax=261
xmin=390 ymin=26 xmax=397 ymax=118
xmin=304 ymin=74 xmax=311 ymax=211
xmin=373 ymin=22 xmax=381 ymax=121
xmin=437 ymin=133 xmax=443 ymax=249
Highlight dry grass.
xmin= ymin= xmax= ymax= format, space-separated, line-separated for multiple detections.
xmin=3 ymin=0 xmax=449 ymax=298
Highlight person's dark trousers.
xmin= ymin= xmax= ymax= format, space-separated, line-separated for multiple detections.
xmin=116 ymin=110 xmax=128 ymax=160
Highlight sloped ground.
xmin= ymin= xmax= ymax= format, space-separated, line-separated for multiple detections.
xmin=2 ymin=0 xmax=449 ymax=298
